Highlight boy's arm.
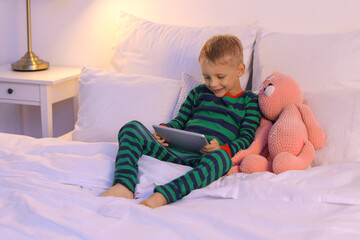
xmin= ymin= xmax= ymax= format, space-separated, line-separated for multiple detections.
xmin=162 ymin=87 xmax=198 ymax=129
xmin=222 ymin=94 xmax=262 ymax=157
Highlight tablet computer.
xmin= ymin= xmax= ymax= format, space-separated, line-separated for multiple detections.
xmin=153 ymin=125 xmax=209 ymax=153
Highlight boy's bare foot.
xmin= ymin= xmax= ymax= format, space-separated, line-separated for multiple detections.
xmin=139 ymin=192 xmax=168 ymax=208
xmin=100 ymin=183 xmax=134 ymax=199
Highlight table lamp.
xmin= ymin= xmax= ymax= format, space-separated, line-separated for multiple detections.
xmin=12 ymin=0 xmax=49 ymax=71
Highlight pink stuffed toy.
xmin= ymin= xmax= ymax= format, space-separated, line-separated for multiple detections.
xmin=228 ymin=71 xmax=325 ymax=174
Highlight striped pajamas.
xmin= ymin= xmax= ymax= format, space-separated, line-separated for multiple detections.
xmin=113 ymin=120 xmax=232 ymax=203
xmin=112 ymin=84 xmax=261 ymax=203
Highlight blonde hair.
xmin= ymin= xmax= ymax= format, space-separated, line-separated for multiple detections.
xmin=199 ymin=34 xmax=244 ymax=65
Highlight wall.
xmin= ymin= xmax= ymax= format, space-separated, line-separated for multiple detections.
xmin=0 ymin=0 xmax=359 ymax=137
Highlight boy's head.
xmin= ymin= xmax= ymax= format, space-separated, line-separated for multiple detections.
xmin=199 ymin=34 xmax=245 ymax=97
xmin=199 ymin=34 xmax=244 ymax=65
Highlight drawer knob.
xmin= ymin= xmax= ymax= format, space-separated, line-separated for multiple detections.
xmin=7 ymin=88 xmax=14 ymax=94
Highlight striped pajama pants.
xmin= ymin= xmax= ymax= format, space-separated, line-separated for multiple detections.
xmin=113 ymin=120 xmax=232 ymax=203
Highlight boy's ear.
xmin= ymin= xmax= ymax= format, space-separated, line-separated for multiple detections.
xmin=237 ymin=63 xmax=246 ymax=77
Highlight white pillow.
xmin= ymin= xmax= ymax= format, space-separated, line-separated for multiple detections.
xmin=72 ymin=66 xmax=182 ymax=142
xmin=172 ymin=72 xmax=204 ymax=118
xmin=252 ymin=29 xmax=360 ymax=92
xmin=303 ymin=88 xmax=360 ymax=166
xmin=109 ymin=10 xmax=257 ymax=90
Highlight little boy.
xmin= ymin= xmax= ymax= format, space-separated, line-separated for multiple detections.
xmin=101 ymin=34 xmax=261 ymax=208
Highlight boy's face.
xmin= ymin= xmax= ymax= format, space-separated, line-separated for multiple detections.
xmin=200 ymin=57 xmax=245 ymax=98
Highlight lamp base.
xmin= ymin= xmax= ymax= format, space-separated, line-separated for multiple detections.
xmin=11 ymin=51 xmax=49 ymax=71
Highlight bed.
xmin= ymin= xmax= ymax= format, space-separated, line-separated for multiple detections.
xmin=1 ymin=10 xmax=360 ymax=240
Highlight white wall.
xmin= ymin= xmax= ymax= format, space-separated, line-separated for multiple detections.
xmin=0 ymin=0 xmax=359 ymax=137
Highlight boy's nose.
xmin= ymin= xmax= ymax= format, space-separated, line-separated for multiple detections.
xmin=209 ymin=79 xmax=219 ymax=87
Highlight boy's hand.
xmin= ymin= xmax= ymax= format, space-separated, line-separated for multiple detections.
xmin=200 ymin=139 xmax=220 ymax=154
xmin=153 ymin=132 xmax=169 ymax=147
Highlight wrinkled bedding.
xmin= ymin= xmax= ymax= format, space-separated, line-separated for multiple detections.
xmin=0 ymin=133 xmax=359 ymax=240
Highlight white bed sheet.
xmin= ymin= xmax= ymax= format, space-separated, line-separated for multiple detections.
xmin=0 ymin=132 xmax=360 ymax=240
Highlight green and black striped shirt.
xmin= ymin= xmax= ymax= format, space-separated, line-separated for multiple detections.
xmin=164 ymin=84 xmax=261 ymax=157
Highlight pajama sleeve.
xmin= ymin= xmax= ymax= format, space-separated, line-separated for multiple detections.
xmin=162 ymin=87 xmax=199 ymax=129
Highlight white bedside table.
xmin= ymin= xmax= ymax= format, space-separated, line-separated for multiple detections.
xmin=0 ymin=65 xmax=81 ymax=137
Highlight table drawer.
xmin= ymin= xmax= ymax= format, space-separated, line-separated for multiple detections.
xmin=0 ymin=82 xmax=40 ymax=102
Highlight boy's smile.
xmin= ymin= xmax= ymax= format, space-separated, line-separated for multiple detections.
xmin=200 ymin=58 xmax=245 ymax=98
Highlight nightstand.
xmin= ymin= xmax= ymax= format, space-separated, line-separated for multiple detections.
xmin=0 ymin=65 xmax=81 ymax=137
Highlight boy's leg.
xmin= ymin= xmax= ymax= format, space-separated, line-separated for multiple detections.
xmin=106 ymin=121 xmax=179 ymax=195
xmin=103 ymin=120 xmax=232 ymax=206
xmin=154 ymin=149 xmax=232 ymax=203
xmin=139 ymin=149 xmax=202 ymax=208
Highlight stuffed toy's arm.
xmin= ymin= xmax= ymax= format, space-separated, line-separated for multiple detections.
xmin=231 ymin=118 xmax=272 ymax=165
xmin=296 ymin=104 xmax=325 ymax=149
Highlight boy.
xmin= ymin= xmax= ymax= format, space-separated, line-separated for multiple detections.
xmin=101 ymin=34 xmax=261 ymax=208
